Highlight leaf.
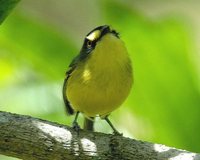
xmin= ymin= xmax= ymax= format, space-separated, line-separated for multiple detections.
xmin=0 ymin=0 xmax=20 ymax=24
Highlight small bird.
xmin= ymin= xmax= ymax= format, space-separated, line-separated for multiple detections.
xmin=63 ymin=25 xmax=133 ymax=134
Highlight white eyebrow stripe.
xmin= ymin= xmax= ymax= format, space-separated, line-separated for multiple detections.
xmin=86 ymin=30 xmax=101 ymax=41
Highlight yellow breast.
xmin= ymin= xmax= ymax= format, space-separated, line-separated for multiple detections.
xmin=66 ymin=34 xmax=133 ymax=117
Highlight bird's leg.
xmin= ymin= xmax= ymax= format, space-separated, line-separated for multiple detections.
xmin=83 ymin=117 xmax=95 ymax=131
xmin=72 ymin=111 xmax=80 ymax=132
xmin=104 ymin=116 xmax=122 ymax=136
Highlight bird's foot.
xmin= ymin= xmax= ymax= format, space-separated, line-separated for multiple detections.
xmin=72 ymin=121 xmax=80 ymax=134
xmin=113 ymin=130 xmax=123 ymax=136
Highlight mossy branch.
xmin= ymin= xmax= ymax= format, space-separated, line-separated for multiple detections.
xmin=0 ymin=111 xmax=200 ymax=160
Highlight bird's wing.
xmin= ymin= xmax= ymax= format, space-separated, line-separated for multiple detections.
xmin=62 ymin=56 xmax=80 ymax=115
xmin=63 ymin=42 xmax=92 ymax=115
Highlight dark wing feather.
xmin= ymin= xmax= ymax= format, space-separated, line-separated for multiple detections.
xmin=63 ymin=37 xmax=94 ymax=115
xmin=62 ymin=56 xmax=80 ymax=115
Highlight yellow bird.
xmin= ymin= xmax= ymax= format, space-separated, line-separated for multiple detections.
xmin=63 ymin=25 xmax=133 ymax=134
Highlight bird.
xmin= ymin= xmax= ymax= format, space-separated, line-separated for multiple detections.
xmin=63 ymin=25 xmax=133 ymax=134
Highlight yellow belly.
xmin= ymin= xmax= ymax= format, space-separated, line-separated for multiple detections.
xmin=66 ymin=62 xmax=132 ymax=117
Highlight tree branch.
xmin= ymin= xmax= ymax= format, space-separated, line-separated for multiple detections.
xmin=0 ymin=0 xmax=20 ymax=24
xmin=0 ymin=111 xmax=199 ymax=160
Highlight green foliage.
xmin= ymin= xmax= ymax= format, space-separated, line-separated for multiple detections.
xmin=0 ymin=13 xmax=76 ymax=124
xmin=0 ymin=1 xmax=200 ymax=157
xmin=0 ymin=0 xmax=20 ymax=24
xmin=1 ymin=14 xmax=76 ymax=81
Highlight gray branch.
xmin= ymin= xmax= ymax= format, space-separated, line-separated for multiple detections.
xmin=0 ymin=111 xmax=199 ymax=160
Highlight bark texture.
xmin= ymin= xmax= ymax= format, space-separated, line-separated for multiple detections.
xmin=0 ymin=111 xmax=200 ymax=160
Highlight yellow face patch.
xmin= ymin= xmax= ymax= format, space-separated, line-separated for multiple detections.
xmin=86 ymin=30 xmax=101 ymax=41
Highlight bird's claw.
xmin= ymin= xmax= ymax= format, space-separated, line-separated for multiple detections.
xmin=72 ymin=121 xmax=80 ymax=134
xmin=113 ymin=131 xmax=123 ymax=136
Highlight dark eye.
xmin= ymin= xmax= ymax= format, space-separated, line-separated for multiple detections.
xmin=87 ymin=40 xmax=92 ymax=48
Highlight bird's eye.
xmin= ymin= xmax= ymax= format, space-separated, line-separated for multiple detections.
xmin=87 ymin=40 xmax=92 ymax=48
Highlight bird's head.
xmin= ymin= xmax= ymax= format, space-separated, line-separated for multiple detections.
xmin=80 ymin=25 xmax=123 ymax=56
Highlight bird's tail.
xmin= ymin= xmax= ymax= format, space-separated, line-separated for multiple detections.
xmin=83 ymin=117 xmax=94 ymax=131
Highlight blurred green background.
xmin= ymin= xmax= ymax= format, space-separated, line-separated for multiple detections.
xmin=1 ymin=0 xmax=200 ymax=159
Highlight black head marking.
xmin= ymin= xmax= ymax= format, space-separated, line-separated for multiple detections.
xmin=79 ymin=25 xmax=119 ymax=60
xmin=82 ymin=25 xmax=119 ymax=53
